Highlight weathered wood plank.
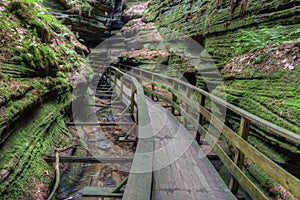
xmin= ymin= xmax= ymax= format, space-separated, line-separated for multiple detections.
xmin=90 ymin=104 xmax=125 ymax=109
xmin=196 ymin=94 xmax=206 ymax=142
xmin=111 ymin=176 xmax=129 ymax=193
xmin=82 ymin=187 xmax=123 ymax=197
xmin=44 ymin=156 xmax=132 ymax=163
xmin=66 ymin=122 xmax=135 ymax=126
xmin=230 ymin=117 xmax=251 ymax=194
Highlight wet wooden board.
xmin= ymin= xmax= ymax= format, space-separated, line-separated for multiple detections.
xmin=44 ymin=156 xmax=132 ymax=163
xmin=66 ymin=122 xmax=135 ymax=126
xmin=82 ymin=187 xmax=123 ymax=197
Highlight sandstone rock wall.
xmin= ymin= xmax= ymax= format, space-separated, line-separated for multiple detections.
xmin=44 ymin=0 xmax=116 ymax=47
xmin=0 ymin=1 xmax=91 ymax=198
xmin=117 ymin=0 xmax=300 ymax=181
xmin=144 ymin=0 xmax=300 ymax=66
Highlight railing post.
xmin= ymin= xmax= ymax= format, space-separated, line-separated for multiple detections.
xmin=120 ymin=76 xmax=124 ymax=101
xmin=109 ymin=67 xmax=112 ymax=83
xmin=114 ymin=69 xmax=117 ymax=87
xmin=151 ymin=84 xmax=155 ymax=101
xmin=139 ymin=70 xmax=143 ymax=85
xmin=130 ymin=82 xmax=135 ymax=115
xmin=135 ymin=108 xmax=139 ymax=139
xmin=183 ymin=87 xmax=191 ymax=127
xmin=229 ymin=116 xmax=251 ymax=194
xmin=172 ymin=81 xmax=177 ymax=115
xmin=196 ymin=94 xmax=206 ymax=143
xmin=151 ymin=75 xmax=155 ymax=101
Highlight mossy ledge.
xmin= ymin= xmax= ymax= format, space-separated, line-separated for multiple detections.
xmin=0 ymin=0 xmax=92 ymax=198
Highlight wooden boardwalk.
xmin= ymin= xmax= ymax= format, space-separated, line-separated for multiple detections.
xmin=108 ymin=68 xmax=235 ymax=199
xmin=75 ymin=65 xmax=300 ymax=200
xmin=146 ymin=98 xmax=235 ymax=200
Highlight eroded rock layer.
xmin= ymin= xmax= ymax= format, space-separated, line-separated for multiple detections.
xmin=116 ymin=0 xmax=300 ymax=184
xmin=0 ymin=1 xmax=91 ymax=198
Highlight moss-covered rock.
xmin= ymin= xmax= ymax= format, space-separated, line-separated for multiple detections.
xmin=145 ymin=0 xmax=300 ymax=67
xmin=44 ymin=0 xmax=114 ymax=47
xmin=0 ymin=1 xmax=92 ymax=198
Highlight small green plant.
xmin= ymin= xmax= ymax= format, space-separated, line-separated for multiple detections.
xmin=36 ymin=11 xmax=55 ymax=24
xmin=23 ymin=0 xmax=43 ymax=4
xmin=233 ymin=26 xmax=298 ymax=55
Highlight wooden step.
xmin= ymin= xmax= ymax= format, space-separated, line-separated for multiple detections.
xmin=66 ymin=122 xmax=135 ymax=126
xmin=118 ymin=137 xmax=136 ymax=142
xmin=44 ymin=156 xmax=133 ymax=163
xmin=95 ymin=91 xmax=114 ymax=94
xmin=94 ymin=94 xmax=116 ymax=98
xmin=86 ymin=104 xmax=125 ymax=109
xmin=82 ymin=187 xmax=123 ymax=197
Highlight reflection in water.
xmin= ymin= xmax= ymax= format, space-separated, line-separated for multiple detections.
xmin=59 ymin=103 xmax=134 ymax=200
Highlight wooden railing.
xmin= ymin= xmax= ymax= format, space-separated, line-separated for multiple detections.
xmin=111 ymin=63 xmax=300 ymax=200
xmin=104 ymin=66 xmax=154 ymax=200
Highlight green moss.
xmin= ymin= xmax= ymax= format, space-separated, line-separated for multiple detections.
xmin=0 ymin=1 xmax=92 ymax=197
xmin=0 ymin=93 xmax=72 ymax=199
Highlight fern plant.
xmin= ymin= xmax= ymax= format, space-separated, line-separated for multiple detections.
xmin=233 ymin=26 xmax=299 ymax=55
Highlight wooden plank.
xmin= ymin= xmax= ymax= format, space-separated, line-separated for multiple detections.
xmin=153 ymin=139 xmax=175 ymax=190
xmin=151 ymin=82 xmax=155 ymax=101
xmin=172 ymin=81 xmax=177 ymax=115
xmin=120 ymin=76 xmax=124 ymax=101
xmin=109 ymin=67 xmax=112 ymax=82
xmin=118 ymin=137 xmax=136 ymax=142
xmin=92 ymin=104 xmax=125 ymax=109
xmin=95 ymin=89 xmax=113 ymax=93
xmin=44 ymin=156 xmax=133 ymax=163
xmin=114 ymin=70 xmax=117 ymax=86
xmin=143 ymin=87 xmax=177 ymax=109
xmin=130 ymin=82 xmax=135 ymax=116
xmin=112 ymin=176 xmax=129 ymax=193
xmin=155 ymin=190 xmax=192 ymax=200
xmin=66 ymin=122 xmax=135 ymax=126
xmin=88 ymin=93 xmax=114 ymax=98
xmin=196 ymin=94 xmax=206 ymax=143
xmin=183 ymin=87 xmax=191 ymax=127
xmin=230 ymin=117 xmax=251 ymax=194
xmin=123 ymin=171 xmax=153 ymax=200
xmin=82 ymin=187 xmax=123 ymax=197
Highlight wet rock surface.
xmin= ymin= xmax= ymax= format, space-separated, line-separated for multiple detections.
xmin=44 ymin=0 xmax=116 ymax=48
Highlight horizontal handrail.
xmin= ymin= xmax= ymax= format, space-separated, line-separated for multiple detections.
xmin=111 ymin=63 xmax=300 ymax=199
xmin=112 ymin=63 xmax=300 ymax=144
